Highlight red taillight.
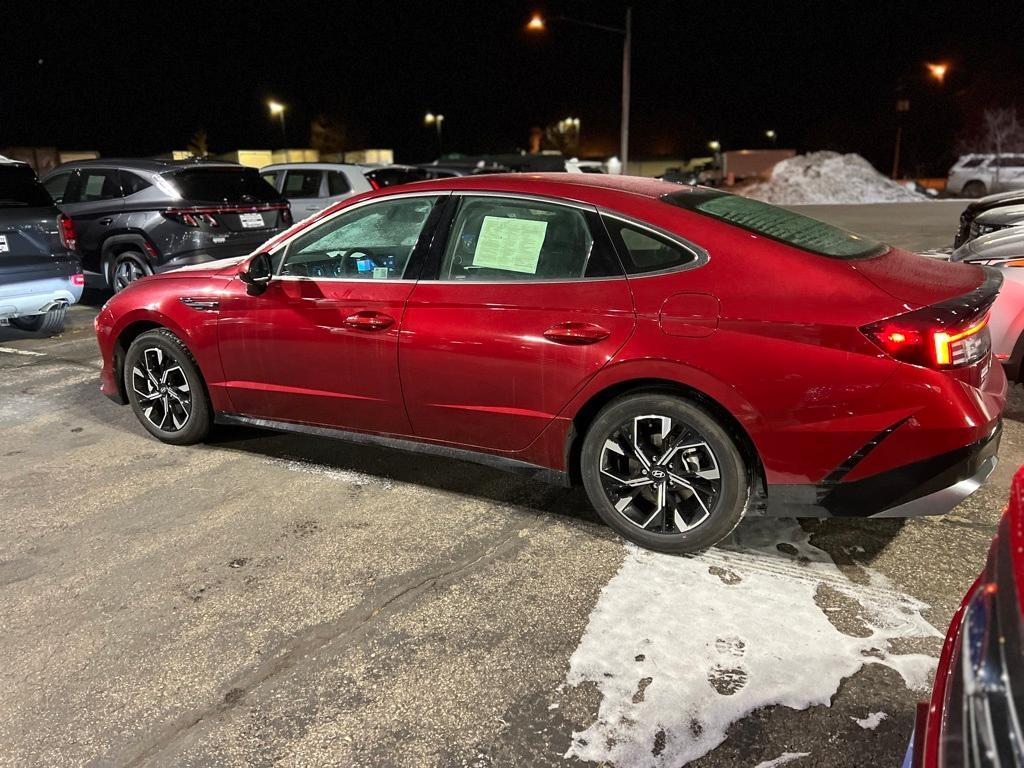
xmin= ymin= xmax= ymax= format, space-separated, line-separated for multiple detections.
xmin=59 ymin=214 xmax=77 ymax=252
xmin=71 ymin=273 xmax=85 ymax=286
xmin=862 ymin=312 xmax=991 ymax=369
xmin=281 ymin=208 xmax=293 ymax=226
xmin=367 ymin=177 xmax=381 ymax=190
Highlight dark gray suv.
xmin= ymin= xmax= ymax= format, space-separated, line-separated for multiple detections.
xmin=42 ymin=159 xmax=292 ymax=291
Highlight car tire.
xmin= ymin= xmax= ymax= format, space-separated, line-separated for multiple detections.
xmin=10 ymin=306 xmax=67 ymax=334
xmin=963 ymin=181 xmax=987 ymax=198
xmin=580 ymin=393 xmax=749 ymax=554
xmin=124 ymin=329 xmax=211 ymax=445
xmin=109 ymin=251 xmax=152 ymax=292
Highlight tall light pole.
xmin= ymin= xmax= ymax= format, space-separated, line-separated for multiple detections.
xmin=424 ymin=112 xmax=445 ymax=153
xmin=526 ymin=7 xmax=632 ymax=171
xmin=268 ymin=100 xmax=287 ymax=147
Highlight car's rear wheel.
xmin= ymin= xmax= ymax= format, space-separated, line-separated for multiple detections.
xmin=124 ymin=329 xmax=210 ymax=445
xmin=963 ymin=181 xmax=987 ymax=198
xmin=580 ymin=393 xmax=749 ymax=553
xmin=110 ymin=251 xmax=152 ymax=292
xmin=10 ymin=306 xmax=66 ymax=334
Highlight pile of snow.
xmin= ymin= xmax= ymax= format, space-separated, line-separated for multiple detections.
xmin=744 ymin=151 xmax=929 ymax=204
xmin=563 ymin=518 xmax=940 ymax=766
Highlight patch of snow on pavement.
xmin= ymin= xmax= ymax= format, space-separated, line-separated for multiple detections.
xmin=754 ymin=753 xmax=811 ymax=768
xmin=564 ymin=519 xmax=940 ymax=766
xmin=262 ymin=456 xmax=393 ymax=490
xmin=744 ymin=151 xmax=928 ymax=204
xmin=852 ymin=711 xmax=889 ymax=730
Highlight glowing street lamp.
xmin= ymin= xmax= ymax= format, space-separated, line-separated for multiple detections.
xmin=424 ymin=112 xmax=445 ymax=151
xmin=526 ymin=8 xmax=632 ymax=169
xmin=708 ymin=139 xmax=721 ymax=153
xmin=765 ymin=129 xmax=777 ymax=144
xmin=267 ymin=100 xmax=287 ymax=146
xmin=926 ymin=62 xmax=949 ymax=84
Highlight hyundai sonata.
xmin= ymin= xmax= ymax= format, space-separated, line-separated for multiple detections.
xmin=94 ymin=174 xmax=1006 ymax=552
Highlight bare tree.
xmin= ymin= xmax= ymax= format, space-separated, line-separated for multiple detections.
xmin=979 ymin=108 xmax=1024 ymax=187
xmin=187 ymin=129 xmax=209 ymax=159
xmin=310 ymin=114 xmax=348 ymax=157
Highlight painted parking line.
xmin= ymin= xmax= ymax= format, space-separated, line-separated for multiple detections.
xmin=0 ymin=346 xmax=45 ymax=357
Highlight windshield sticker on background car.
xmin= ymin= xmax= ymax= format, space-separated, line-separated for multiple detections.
xmin=472 ymin=216 xmax=548 ymax=274
xmin=0 ymin=235 xmax=8 ymax=253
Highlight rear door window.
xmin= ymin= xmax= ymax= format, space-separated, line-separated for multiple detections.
xmin=77 ymin=169 xmax=123 ymax=202
xmin=663 ymin=190 xmax=887 ymax=259
xmin=438 ymin=196 xmax=618 ymax=281
xmin=327 ymin=170 xmax=352 ymax=196
xmin=283 ymin=170 xmax=324 ymax=199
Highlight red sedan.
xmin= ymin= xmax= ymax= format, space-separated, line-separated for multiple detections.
xmin=907 ymin=464 xmax=1023 ymax=767
xmin=94 ymin=174 xmax=1005 ymax=552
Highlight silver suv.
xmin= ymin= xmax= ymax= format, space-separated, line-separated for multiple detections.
xmin=947 ymin=154 xmax=1024 ymax=197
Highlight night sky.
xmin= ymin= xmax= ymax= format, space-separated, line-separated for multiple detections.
xmin=3 ymin=0 xmax=1022 ymax=174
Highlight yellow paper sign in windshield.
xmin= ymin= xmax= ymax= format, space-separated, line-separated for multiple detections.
xmin=473 ymin=216 xmax=548 ymax=274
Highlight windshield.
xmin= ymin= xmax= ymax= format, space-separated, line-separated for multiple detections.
xmin=662 ymin=190 xmax=888 ymax=259
xmin=166 ymin=167 xmax=284 ymax=205
xmin=0 ymin=165 xmax=54 ymax=208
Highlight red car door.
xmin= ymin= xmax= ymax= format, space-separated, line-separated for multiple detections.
xmin=399 ymin=194 xmax=635 ymax=452
xmin=217 ymin=194 xmax=446 ymax=434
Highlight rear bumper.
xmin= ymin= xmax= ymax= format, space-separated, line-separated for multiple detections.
xmin=765 ymin=422 xmax=1001 ymax=518
xmin=0 ymin=275 xmax=83 ymax=320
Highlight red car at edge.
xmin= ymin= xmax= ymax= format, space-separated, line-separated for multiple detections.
xmin=906 ymin=463 xmax=1024 ymax=767
xmin=93 ymin=174 xmax=1006 ymax=552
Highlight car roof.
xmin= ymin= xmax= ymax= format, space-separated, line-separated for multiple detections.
xmin=261 ymin=162 xmax=370 ymax=172
xmin=391 ymin=172 xmax=690 ymax=202
xmin=46 ymin=158 xmax=243 ymax=175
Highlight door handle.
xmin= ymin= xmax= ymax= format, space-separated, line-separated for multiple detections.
xmin=99 ymin=217 xmax=113 ymax=226
xmin=344 ymin=311 xmax=394 ymax=331
xmin=543 ymin=321 xmax=611 ymax=345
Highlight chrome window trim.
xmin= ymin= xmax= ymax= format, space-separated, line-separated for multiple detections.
xmin=598 ymin=210 xmax=710 ymax=278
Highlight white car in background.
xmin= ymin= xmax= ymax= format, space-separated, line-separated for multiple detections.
xmin=260 ymin=163 xmax=374 ymax=219
xmin=947 ymin=153 xmax=1024 ymax=198
xmin=952 ymin=227 xmax=1024 ymax=381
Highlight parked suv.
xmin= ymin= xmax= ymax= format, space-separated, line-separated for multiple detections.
xmin=0 ymin=157 xmax=83 ymax=333
xmin=947 ymin=153 xmax=1024 ymax=197
xmin=42 ymin=159 xmax=291 ymax=291
xmin=260 ymin=163 xmax=374 ymax=220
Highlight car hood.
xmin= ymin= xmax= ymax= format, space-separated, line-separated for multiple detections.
xmin=850 ymin=246 xmax=985 ymax=306
xmin=159 ymin=255 xmax=249 ymax=278
xmin=976 ymin=204 xmax=1024 ymax=227
xmin=953 ymin=228 xmax=1024 ymax=263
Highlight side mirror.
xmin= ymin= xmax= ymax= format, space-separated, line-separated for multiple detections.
xmin=239 ymin=252 xmax=272 ymax=295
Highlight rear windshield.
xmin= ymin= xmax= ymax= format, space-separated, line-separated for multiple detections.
xmin=663 ymin=190 xmax=887 ymax=259
xmin=166 ymin=167 xmax=283 ymax=205
xmin=0 ymin=165 xmax=54 ymax=208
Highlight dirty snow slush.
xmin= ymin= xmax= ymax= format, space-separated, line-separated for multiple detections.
xmin=563 ymin=518 xmax=940 ymax=766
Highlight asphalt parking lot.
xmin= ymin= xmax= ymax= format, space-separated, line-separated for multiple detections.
xmin=2 ymin=201 xmax=1020 ymax=767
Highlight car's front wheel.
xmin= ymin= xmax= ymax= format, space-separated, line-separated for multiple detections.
xmin=580 ymin=393 xmax=749 ymax=553
xmin=124 ymin=329 xmax=211 ymax=445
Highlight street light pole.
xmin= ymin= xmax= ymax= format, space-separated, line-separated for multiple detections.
xmin=526 ymin=6 xmax=633 ymax=171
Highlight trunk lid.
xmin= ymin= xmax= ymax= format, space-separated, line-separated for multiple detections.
xmin=851 ymin=247 xmax=984 ymax=306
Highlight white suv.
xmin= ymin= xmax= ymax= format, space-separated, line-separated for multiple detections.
xmin=260 ymin=163 xmax=375 ymax=220
xmin=947 ymin=154 xmax=1024 ymax=197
